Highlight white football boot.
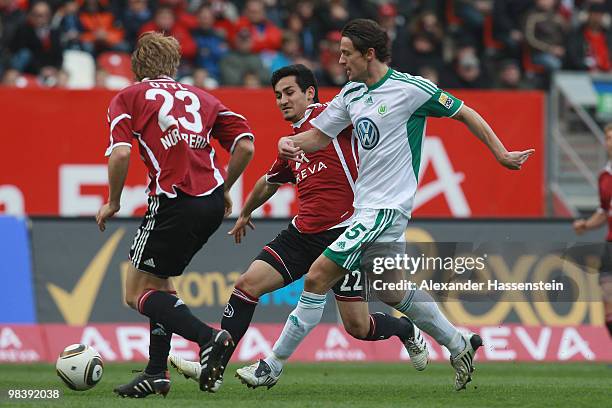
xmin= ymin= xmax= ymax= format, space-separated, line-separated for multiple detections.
xmin=168 ymin=354 xmax=223 ymax=392
xmin=235 ymin=359 xmax=281 ymax=389
xmin=450 ymin=333 xmax=483 ymax=391
xmin=402 ymin=318 xmax=429 ymax=371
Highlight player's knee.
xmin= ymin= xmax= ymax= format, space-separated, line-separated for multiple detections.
xmin=235 ymin=272 xmax=265 ymax=298
xmin=343 ymin=318 xmax=370 ymax=339
xmin=125 ymin=293 xmax=139 ymax=310
xmin=304 ymin=272 xmax=326 ymax=293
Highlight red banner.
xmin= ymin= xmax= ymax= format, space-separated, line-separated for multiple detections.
xmin=1 ymin=324 xmax=609 ymax=363
xmin=0 ymin=88 xmax=544 ymax=217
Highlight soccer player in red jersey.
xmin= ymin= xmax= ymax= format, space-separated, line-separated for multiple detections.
xmin=95 ymin=32 xmax=255 ymax=397
xmin=573 ymin=123 xmax=612 ymax=340
xmin=168 ymin=64 xmax=427 ymax=391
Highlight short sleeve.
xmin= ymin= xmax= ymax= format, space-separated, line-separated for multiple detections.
xmin=211 ymin=105 xmax=255 ymax=153
xmin=105 ymin=94 xmax=134 ymax=156
xmin=413 ymin=88 xmax=464 ymax=118
xmin=265 ymin=158 xmax=295 ymax=184
xmin=310 ymin=92 xmax=351 ymax=139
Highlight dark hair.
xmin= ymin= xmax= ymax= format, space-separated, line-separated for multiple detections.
xmin=270 ymin=64 xmax=319 ymax=103
xmin=341 ymin=19 xmax=390 ymax=63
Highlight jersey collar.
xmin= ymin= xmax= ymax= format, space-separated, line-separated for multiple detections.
xmin=605 ymin=161 xmax=612 ymax=174
xmin=142 ymin=75 xmax=175 ymax=82
xmin=291 ymin=103 xmax=320 ymax=128
xmin=367 ymin=67 xmax=393 ymax=91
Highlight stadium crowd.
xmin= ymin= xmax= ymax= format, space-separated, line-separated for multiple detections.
xmin=0 ymin=0 xmax=610 ymax=89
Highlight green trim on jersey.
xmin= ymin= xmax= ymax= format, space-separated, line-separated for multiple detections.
xmin=347 ymin=91 xmax=368 ymax=107
xmin=343 ymin=84 xmax=366 ymax=98
xmin=389 ymin=72 xmax=437 ymax=96
xmin=406 ymin=116 xmax=426 ymax=182
xmin=413 ymin=88 xmax=463 ymax=118
xmin=367 ymin=68 xmax=393 ymax=91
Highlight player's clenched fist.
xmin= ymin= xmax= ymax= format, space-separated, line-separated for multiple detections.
xmin=278 ymin=137 xmax=303 ymax=161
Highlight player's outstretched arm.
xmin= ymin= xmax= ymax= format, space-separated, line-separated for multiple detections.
xmin=573 ymin=210 xmax=607 ymax=235
xmin=278 ymin=127 xmax=331 ymax=160
xmin=224 ymin=138 xmax=255 ymax=216
xmin=228 ymin=175 xmax=280 ymax=243
xmin=96 ymin=145 xmax=130 ymax=231
xmin=453 ymin=105 xmax=535 ymax=170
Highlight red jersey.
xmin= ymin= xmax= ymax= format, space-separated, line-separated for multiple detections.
xmin=266 ymin=104 xmax=358 ymax=233
xmin=105 ymin=76 xmax=253 ymax=198
xmin=598 ymin=163 xmax=612 ymax=241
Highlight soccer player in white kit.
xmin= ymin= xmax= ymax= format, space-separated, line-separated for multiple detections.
xmin=238 ymin=19 xmax=534 ymax=391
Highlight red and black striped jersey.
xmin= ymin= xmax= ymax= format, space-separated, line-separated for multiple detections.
xmin=105 ymin=76 xmax=253 ymax=198
xmin=266 ymin=103 xmax=358 ymax=233
xmin=598 ymin=163 xmax=612 ymax=241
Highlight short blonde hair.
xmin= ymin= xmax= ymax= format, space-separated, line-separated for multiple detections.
xmin=605 ymin=123 xmax=612 ymax=134
xmin=131 ymin=32 xmax=181 ymax=81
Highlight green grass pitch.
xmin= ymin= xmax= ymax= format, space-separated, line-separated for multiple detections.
xmin=0 ymin=362 xmax=609 ymax=407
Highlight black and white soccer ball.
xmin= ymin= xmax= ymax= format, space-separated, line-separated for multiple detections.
xmin=56 ymin=344 xmax=104 ymax=391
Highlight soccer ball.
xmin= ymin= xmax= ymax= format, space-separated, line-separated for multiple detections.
xmin=56 ymin=344 xmax=104 ymax=391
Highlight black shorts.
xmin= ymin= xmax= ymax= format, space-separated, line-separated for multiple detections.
xmin=255 ymin=223 xmax=365 ymax=301
xmin=600 ymin=242 xmax=612 ymax=282
xmin=129 ymin=187 xmax=225 ymax=278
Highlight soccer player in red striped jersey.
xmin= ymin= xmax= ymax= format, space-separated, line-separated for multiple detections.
xmin=573 ymin=123 xmax=612 ymax=340
xmin=168 ymin=64 xmax=427 ymax=391
xmin=95 ymin=32 xmax=255 ymax=397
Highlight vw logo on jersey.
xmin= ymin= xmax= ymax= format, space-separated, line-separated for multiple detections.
xmin=355 ymin=118 xmax=380 ymax=150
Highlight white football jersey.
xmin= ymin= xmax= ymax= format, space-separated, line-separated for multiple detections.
xmin=311 ymin=68 xmax=463 ymax=216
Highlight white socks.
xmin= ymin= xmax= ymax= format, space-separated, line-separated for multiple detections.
xmin=394 ymin=289 xmax=465 ymax=357
xmin=265 ymin=291 xmax=326 ymax=375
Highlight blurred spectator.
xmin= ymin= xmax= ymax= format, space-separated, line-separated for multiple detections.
xmin=494 ymin=59 xmax=531 ymax=89
xmin=318 ymin=0 xmax=349 ymax=33
xmin=159 ymin=0 xmax=198 ymax=30
xmin=567 ymin=2 xmax=611 ymax=72
xmin=267 ymin=31 xmax=301 ymax=72
xmin=10 ymin=1 xmax=63 ymax=75
xmin=394 ymin=31 xmax=445 ymax=75
xmin=456 ymin=0 xmax=493 ymax=44
xmin=208 ymin=0 xmax=239 ymax=39
xmin=263 ymin=0 xmax=283 ymax=27
xmin=56 ymin=0 xmax=82 ymax=50
xmin=492 ymin=0 xmax=532 ymax=58
xmin=394 ymin=10 xmax=445 ymax=74
xmin=120 ymin=0 xmax=152 ymax=49
xmin=192 ymin=4 xmax=229 ymax=80
xmin=219 ymin=27 xmax=269 ymax=85
xmin=288 ymin=0 xmax=322 ymax=59
xmin=0 ymin=0 xmax=25 ymax=72
xmin=443 ymin=43 xmax=490 ymax=88
xmin=140 ymin=5 xmax=197 ymax=61
xmin=242 ymin=70 xmax=262 ymax=87
xmin=318 ymin=58 xmax=347 ymax=87
xmin=191 ymin=67 xmax=219 ymax=89
xmin=523 ymin=0 xmax=569 ymax=72
xmin=95 ymin=67 xmax=108 ymax=88
xmin=54 ymin=68 xmax=69 ymax=87
xmin=1 ymin=68 xmax=20 ymax=86
xmin=79 ymin=0 xmax=126 ymax=54
xmin=378 ymin=2 xmax=408 ymax=67
xmin=232 ymin=0 xmax=282 ymax=52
